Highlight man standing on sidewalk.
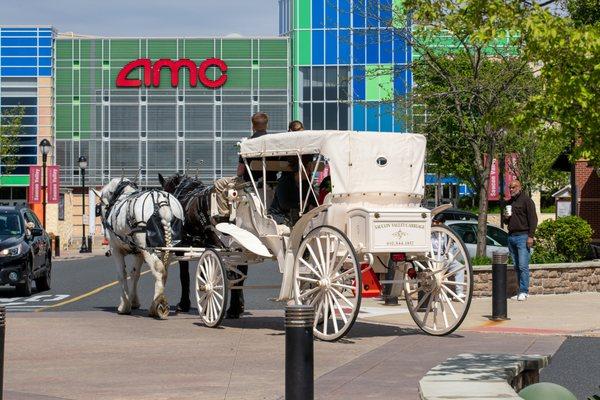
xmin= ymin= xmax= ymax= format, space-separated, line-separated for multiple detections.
xmin=504 ymin=180 xmax=538 ymax=301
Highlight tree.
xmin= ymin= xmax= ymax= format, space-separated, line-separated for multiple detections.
xmin=387 ymin=0 xmax=541 ymax=257
xmin=566 ymin=0 xmax=600 ymax=26
xmin=0 ymin=106 xmax=24 ymax=175
xmin=523 ymin=7 xmax=600 ymax=164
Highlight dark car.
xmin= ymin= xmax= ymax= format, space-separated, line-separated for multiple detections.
xmin=0 ymin=206 xmax=51 ymax=295
xmin=432 ymin=208 xmax=478 ymax=223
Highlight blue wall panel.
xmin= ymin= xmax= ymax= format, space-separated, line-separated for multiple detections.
xmin=353 ymin=29 xmax=365 ymax=64
xmin=380 ymin=30 xmax=392 ymax=63
xmin=39 ymin=48 xmax=51 ymax=56
xmin=312 ymin=30 xmax=324 ymax=64
xmin=394 ymin=33 xmax=406 ymax=63
xmin=1 ymin=67 xmax=37 ymax=76
xmin=367 ymin=0 xmax=379 ymax=28
xmin=353 ymin=104 xmax=365 ymax=131
xmin=38 ymin=38 xmax=51 ymax=47
xmin=367 ymin=105 xmax=379 ymax=131
xmin=1 ymin=57 xmax=37 ymax=66
xmin=39 ymin=57 xmax=52 ymax=67
xmin=339 ymin=29 xmax=350 ymax=64
xmin=1 ymin=47 xmax=37 ymax=56
xmin=352 ymin=66 xmax=365 ymax=100
xmin=1 ymin=38 xmax=37 ymax=46
xmin=380 ymin=103 xmax=393 ymax=132
xmin=325 ymin=30 xmax=337 ymax=64
xmin=325 ymin=0 xmax=337 ymax=28
xmin=312 ymin=0 xmax=325 ymax=28
xmin=380 ymin=0 xmax=392 ymax=26
xmin=339 ymin=0 xmax=351 ymax=28
xmin=352 ymin=0 xmax=365 ymax=27
xmin=367 ymin=30 xmax=379 ymax=63
xmin=39 ymin=67 xmax=51 ymax=76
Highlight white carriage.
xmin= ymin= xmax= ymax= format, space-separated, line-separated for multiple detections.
xmin=163 ymin=130 xmax=473 ymax=341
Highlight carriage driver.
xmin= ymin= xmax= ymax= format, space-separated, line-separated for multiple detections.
xmin=226 ymin=112 xmax=274 ymax=319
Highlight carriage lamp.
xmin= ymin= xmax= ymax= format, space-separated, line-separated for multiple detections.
xmin=38 ymin=138 xmax=53 ymax=229
xmin=78 ymin=155 xmax=91 ymax=253
xmin=390 ymin=252 xmax=406 ymax=262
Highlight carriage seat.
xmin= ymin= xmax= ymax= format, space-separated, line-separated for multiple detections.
xmin=249 ymin=159 xmax=325 ymax=173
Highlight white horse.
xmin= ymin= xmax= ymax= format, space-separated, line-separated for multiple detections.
xmin=95 ymin=178 xmax=185 ymax=319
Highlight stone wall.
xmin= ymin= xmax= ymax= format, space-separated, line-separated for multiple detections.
xmin=473 ymin=261 xmax=600 ymax=297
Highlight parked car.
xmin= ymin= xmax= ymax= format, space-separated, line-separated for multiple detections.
xmin=433 ymin=208 xmax=478 ymax=223
xmin=445 ymin=220 xmax=508 ymax=259
xmin=0 ymin=206 xmax=52 ymax=295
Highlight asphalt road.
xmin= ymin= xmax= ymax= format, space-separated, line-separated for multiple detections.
xmin=0 ymin=255 xmax=284 ymax=314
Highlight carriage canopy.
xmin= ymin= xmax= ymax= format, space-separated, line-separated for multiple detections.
xmin=239 ymin=130 xmax=426 ymax=197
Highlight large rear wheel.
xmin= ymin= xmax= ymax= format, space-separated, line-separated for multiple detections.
xmin=195 ymin=250 xmax=228 ymax=328
xmin=404 ymin=224 xmax=473 ymax=335
xmin=294 ymin=226 xmax=361 ymax=342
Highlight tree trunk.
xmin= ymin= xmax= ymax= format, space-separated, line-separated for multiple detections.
xmin=476 ymin=186 xmax=489 ymax=258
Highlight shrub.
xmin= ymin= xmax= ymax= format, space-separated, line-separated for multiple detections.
xmin=533 ymin=216 xmax=593 ymax=262
xmin=471 ymin=255 xmax=492 ymax=265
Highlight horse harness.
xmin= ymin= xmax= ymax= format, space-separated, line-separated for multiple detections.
xmin=101 ymin=181 xmax=175 ymax=252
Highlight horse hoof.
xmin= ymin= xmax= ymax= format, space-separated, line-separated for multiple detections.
xmin=131 ymin=302 xmax=141 ymax=310
xmin=151 ymin=295 xmax=169 ymax=320
xmin=117 ymin=308 xmax=131 ymax=315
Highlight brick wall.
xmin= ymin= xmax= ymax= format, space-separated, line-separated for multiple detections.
xmin=575 ymin=161 xmax=600 ymax=243
xmin=473 ymin=262 xmax=600 ymax=297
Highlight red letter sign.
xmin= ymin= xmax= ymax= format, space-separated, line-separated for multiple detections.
xmin=198 ymin=58 xmax=228 ymax=88
xmin=116 ymin=59 xmax=152 ymax=87
xmin=116 ymin=58 xmax=228 ymax=89
xmin=152 ymin=58 xmax=198 ymax=87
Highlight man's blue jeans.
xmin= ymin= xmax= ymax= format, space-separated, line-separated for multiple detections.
xmin=508 ymin=233 xmax=531 ymax=294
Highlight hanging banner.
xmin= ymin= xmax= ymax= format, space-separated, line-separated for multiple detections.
xmin=504 ymin=153 xmax=519 ymax=200
xmin=28 ymin=166 xmax=42 ymax=204
xmin=487 ymin=156 xmax=500 ymax=201
xmin=47 ymin=166 xmax=60 ymax=204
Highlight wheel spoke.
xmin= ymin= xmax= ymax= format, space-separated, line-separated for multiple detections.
xmin=331 ymin=267 xmax=356 ymax=281
xmin=331 ymin=282 xmax=356 ymax=291
xmin=330 ymin=248 xmax=350 ymax=277
xmin=422 ymin=291 xmax=433 ymax=327
xmin=313 ymin=299 xmax=324 ymax=328
xmin=213 ymin=295 xmax=222 ymax=313
xmin=414 ymin=289 xmax=432 ymax=310
xmin=323 ymin=292 xmax=329 ymax=335
xmin=440 ymin=289 xmax=458 ymax=319
xmin=439 ymin=292 xmax=449 ymax=329
xmin=327 ymin=293 xmax=339 ymax=333
xmin=330 ymin=290 xmax=348 ymax=324
xmin=299 ymin=285 xmax=321 ymax=300
xmin=297 ymin=276 xmax=319 ymax=283
xmin=315 ymin=236 xmax=328 ymax=276
xmin=441 ymin=284 xmax=465 ymax=304
xmin=213 ymin=290 xmax=224 ymax=301
xmin=442 ymin=280 xmax=467 ymax=286
xmin=299 ymin=258 xmax=323 ymax=278
xmin=432 ymin=294 xmax=439 ymax=331
xmin=330 ymin=286 xmax=354 ymax=308
xmin=443 ymin=265 xmax=466 ymax=279
xmin=307 ymin=244 xmax=325 ymax=277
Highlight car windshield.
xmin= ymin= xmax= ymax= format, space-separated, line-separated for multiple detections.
xmin=0 ymin=212 xmax=23 ymax=237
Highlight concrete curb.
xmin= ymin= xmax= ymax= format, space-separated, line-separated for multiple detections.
xmin=474 ymin=260 xmax=600 ymax=271
xmin=418 ymin=353 xmax=551 ymax=400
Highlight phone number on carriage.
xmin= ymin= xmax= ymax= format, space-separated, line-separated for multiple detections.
xmin=373 ymin=222 xmax=427 ymax=247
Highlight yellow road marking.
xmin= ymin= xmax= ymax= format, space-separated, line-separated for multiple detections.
xmin=35 ymin=270 xmax=152 ymax=312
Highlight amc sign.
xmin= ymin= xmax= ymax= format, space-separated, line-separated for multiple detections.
xmin=116 ymin=58 xmax=228 ymax=89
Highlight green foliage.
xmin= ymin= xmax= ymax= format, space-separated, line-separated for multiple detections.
xmin=523 ymin=9 xmax=600 ymax=165
xmin=471 ymin=255 xmax=492 ymax=265
xmin=532 ymin=216 xmax=594 ymax=263
xmin=0 ymin=106 xmax=24 ymax=174
xmin=567 ymin=0 xmax=600 ymax=26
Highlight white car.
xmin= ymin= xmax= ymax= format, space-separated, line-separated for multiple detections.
xmin=445 ymin=220 xmax=508 ymax=259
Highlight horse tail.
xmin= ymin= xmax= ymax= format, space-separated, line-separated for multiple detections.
xmin=158 ymin=192 xmax=174 ymax=267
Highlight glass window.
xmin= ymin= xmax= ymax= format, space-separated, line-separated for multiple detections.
xmin=339 ymin=103 xmax=349 ymax=130
xmin=0 ymin=212 xmax=23 ymax=235
xmin=339 ymin=67 xmax=350 ymax=100
xmin=300 ymin=67 xmax=311 ymax=102
xmin=312 ymin=67 xmax=324 ymax=101
xmin=325 ymin=103 xmax=337 ymax=129
xmin=449 ymin=223 xmax=477 ymax=244
xmin=325 ymin=67 xmax=337 ymax=100
xmin=487 ymin=226 xmax=508 ymax=247
xmin=312 ymin=103 xmax=324 ymax=130
xmin=301 ymin=103 xmax=311 ymax=130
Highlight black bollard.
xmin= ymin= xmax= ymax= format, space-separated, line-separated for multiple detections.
xmin=54 ymin=236 xmax=60 ymax=257
xmin=285 ymin=305 xmax=314 ymax=400
xmin=87 ymin=236 xmax=93 ymax=253
xmin=491 ymin=251 xmax=510 ymax=321
xmin=383 ymin=258 xmax=399 ymax=305
xmin=0 ymin=305 xmax=5 ymax=400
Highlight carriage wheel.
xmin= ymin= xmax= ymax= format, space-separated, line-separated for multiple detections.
xmin=403 ymin=224 xmax=473 ymax=336
xmin=195 ymin=249 xmax=228 ymax=328
xmin=294 ymin=226 xmax=361 ymax=342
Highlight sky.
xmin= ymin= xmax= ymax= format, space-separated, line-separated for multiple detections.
xmin=0 ymin=0 xmax=280 ymax=37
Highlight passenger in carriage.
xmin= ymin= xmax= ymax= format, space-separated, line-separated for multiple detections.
xmin=267 ymin=120 xmax=317 ymax=225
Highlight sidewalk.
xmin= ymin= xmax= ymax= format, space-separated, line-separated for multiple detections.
xmin=4 ymin=292 xmax=597 ymax=400
xmin=357 ymin=292 xmax=600 ymax=336
xmin=53 ymin=247 xmax=106 ymax=261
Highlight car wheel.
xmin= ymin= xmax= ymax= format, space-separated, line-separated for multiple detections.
xmin=35 ymin=254 xmax=51 ymax=292
xmin=16 ymin=259 xmax=33 ymax=297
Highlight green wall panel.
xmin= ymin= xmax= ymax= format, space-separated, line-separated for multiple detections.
xmin=366 ymin=65 xmax=393 ymax=102
xmin=110 ymin=40 xmax=140 ymax=60
xmin=299 ymin=0 xmax=310 ymax=29
xmin=55 ymin=69 xmax=73 ymax=96
xmin=55 ymin=104 xmax=73 ymax=136
xmin=259 ymin=68 xmax=287 ymax=89
xmin=225 ymin=68 xmax=252 ymax=88
xmin=56 ymin=40 xmax=72 ymax=60
xmin=222 ymin=40 xmax=252 ymax=59
xmin=148 ymin=39 xmax=178 ymax=59
xmin=298 ymin=31 xmax=311 ymax=65
xmin=259 ymin=40 xmax=287 ymax=59
xmin=184 ymin=39 xmax=215 ymax=59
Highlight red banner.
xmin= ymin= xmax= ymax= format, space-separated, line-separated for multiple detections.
xmin=503 ymin=153 xmax=519 ymax=201
xmin=487 ymin=157 xmax=500 ymax=201
xmin=28 ymin=166 xmax=42 ymax=204
xmin=47 ymin=166 xmax=60 ymax=204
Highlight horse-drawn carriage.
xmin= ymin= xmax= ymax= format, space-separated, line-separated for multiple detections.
xmin=153 ymin=130 xmax=473 ymax=341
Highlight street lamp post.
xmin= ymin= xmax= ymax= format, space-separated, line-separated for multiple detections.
xmin=38 ymin=139 xmax=52 ymax=229
xmin=78 ymin=155 xmax=90 ymax=253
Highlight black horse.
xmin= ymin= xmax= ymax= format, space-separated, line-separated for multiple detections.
xmin=158 ymin=173 xmax=246 ymax=318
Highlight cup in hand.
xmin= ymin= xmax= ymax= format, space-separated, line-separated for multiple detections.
xmin=505 ymin=205 xmax=512 ymax=217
